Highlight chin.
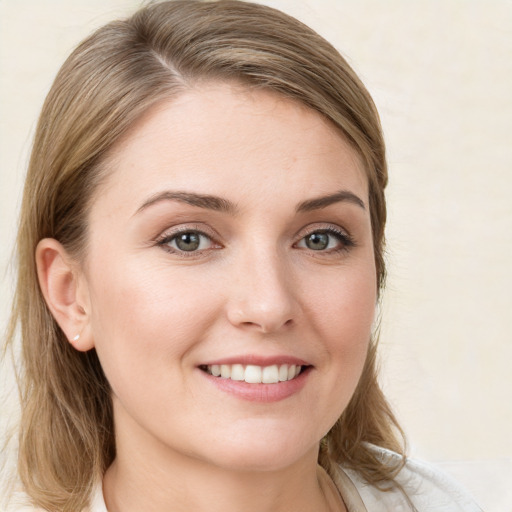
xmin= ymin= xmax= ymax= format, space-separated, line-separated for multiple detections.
xmin=196 ymin=427 xmax=319 ymax=473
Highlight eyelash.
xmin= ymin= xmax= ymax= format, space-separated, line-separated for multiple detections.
xmin=155 ymin=225 xmax=355 ymax=257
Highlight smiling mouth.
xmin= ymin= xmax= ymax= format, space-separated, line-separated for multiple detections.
xmin=199 ymin=363 xmax=308 ymax=384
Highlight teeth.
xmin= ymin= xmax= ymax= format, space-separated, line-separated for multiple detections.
xmin=262 ymin=365 xmax=279 ymax=384
xmin=231 ymin=364 xmax=244 ymax=381
xmin=245 ymin=365 xmax=262 ymax=383
xmin=205 ymin=363 xmax=304 ymax=384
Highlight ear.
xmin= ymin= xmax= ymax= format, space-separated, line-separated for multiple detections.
xmin=35 ymin=238 xmax=94 ymax=352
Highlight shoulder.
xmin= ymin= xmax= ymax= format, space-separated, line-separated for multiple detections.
xmin=337 ymin=445 xmax=483 ymax=512
xmin=5 ymin=485 xmax=106 ymax=512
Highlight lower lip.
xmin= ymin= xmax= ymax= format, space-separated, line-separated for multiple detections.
xmin=200 ymin=367 xmax=312 ymax=402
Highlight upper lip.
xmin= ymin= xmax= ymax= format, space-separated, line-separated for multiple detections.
xmin=199 ymin=355 xmax=311 ymax=367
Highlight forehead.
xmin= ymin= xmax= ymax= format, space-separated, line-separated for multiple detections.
xmin=95 ymin=83 xmax=368 ymax=215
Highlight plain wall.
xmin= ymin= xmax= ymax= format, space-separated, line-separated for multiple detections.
xmin=1 ymin=1 xmax=511 ymax=510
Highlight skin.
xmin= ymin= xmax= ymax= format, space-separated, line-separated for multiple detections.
xmin=37 ymin=83 xmax=377 ymax=512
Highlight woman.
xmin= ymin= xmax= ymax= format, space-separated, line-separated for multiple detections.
xmin=4 ymin=1 xmax=482 ymax=511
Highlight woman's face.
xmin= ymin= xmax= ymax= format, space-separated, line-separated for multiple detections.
xmin=80 ymin=83 xmax=377 ymax=471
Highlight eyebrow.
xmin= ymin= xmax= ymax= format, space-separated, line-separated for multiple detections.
xmin=136 ymin=191 xmax=238 ymax=215
xmin=296 ymin=190 xmax=366 ymax=212
xmin=135 ymin=188 xmax=365 ymax=216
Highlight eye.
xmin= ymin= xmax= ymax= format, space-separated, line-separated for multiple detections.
xmin=296 ymin=228 xmax=354 ymax=252
xmin=158 ymin=230 xmax=214 ymax=253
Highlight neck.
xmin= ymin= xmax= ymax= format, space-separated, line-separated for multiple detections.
xmin=104 ymin=456 xmax=333 ymax=512
xmin=102 ymin=408 xmax=342 ymax=512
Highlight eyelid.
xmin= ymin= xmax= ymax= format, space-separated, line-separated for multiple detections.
xmin=156 ymin=223 xmax=216 ymax=240
xmin=296 ymin=222 xmax=352 ymax=240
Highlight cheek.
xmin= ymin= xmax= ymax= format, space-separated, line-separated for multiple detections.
xmin=308 ymin=261 xmax=377 ymax=345
xmin=303 ymin=258 xmax=377 ymax=399
xmin=86 ymin=256 xmax=220 ymax=386
xmin=277 ymin=258 xmax=376 ymax=442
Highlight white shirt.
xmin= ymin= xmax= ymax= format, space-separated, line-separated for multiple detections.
xmin=328 ymin=450 xmax=483 ymax=511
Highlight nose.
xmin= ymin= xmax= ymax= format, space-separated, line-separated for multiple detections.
xmin=226 ymin=248 xmax=299 ymax=334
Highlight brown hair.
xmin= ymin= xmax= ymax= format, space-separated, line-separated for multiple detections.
xmin=6 ymin=1 xmax=404 ymax=509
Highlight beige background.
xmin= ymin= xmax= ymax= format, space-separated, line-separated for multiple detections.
xmin=1 ymin=1 xmax=511 ymax=510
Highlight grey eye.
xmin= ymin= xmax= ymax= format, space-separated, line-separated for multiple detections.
xmin=305 ymin=232 xmax=329 ymax=250
xmin=175 ymin=232 xmax=201 ymax=251
xmin=296 ymin=229 xmax=351 ymax=252
xmin=163 ymin=231 xmax=213 ymax=252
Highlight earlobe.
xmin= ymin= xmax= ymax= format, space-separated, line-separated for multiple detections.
xmin=35 ymin=238 xmax=94 ymax=352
